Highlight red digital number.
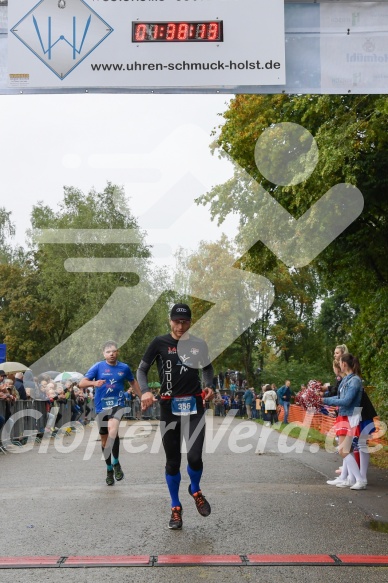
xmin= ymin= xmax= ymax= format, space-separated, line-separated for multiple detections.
xmin=135 ymin=24 xmax=147 ymax=42
xmin=197 ymin=23 xmax=206 ymax=39
xmin=208 ymin=22 xmax=219 ymax=41
xmin=166 ymin=23 xmax=176 ymax=41
xmin=133 ymin=21 xmax=222 ymax=42
xmin=178 ymin=23 xmax=189 ymax=40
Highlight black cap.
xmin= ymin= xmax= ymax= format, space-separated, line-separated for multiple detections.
xmin=0 ymin=370 xmax=5 ymax=376
xmin=170 ymin=303 xmax=192 ymax=321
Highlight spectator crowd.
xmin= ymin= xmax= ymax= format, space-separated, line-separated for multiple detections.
xmin=210 ymin=369 xmax=294 ymax=425
xmin=0 ymin=369 xmax=161 ymax=449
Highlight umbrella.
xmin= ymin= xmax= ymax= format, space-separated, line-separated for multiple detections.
xmin=69 ymin=372 xmax=84 ymax=382
xmin=0 ymin=362 xmax=29 ymax=374
xmin=38 ymin=371 xmax=61 ymax=381
xmin=148 ymin=381 xmax=161 ymax=388
xmin=54 ymin=371 xmax=84 ymax=382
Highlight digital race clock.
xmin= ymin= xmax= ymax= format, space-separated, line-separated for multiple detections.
xmin=132 ymin=21 xmax=223 ymax=43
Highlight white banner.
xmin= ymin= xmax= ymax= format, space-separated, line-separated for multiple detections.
xmin=8 ymin=0 xmax=286 ymax=89
xmin=320 ymin=3 xmax=388 ymax=92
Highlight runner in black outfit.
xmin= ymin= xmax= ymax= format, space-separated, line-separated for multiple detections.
xmin=138 ymin=303 xmax=214 ymax=529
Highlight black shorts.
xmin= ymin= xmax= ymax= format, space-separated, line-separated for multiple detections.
xmin=96 ymin=406 xmax=128 ymax=435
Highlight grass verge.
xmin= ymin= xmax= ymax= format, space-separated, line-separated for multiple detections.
xmin=369 ymin=520 xmax=388 ymax=534
xmin=253 ymin=418 xmax=388 ymax=469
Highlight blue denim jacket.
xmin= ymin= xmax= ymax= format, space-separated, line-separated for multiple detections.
xmin=323 ymin=373 xmax=362 ymax=415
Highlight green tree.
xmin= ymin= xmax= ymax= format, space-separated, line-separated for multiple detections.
xmin=25 ymin=183 xmax=172 ymax=372
xmin=174 ymin=235 xmax=272 ymax=384
xmin=315 ymin=292 xmax=356 ymax=354
xmin=201 ymin=95 xmax=388 ymax=297
xmin=0 ymin=207 xmax=16 ymax=263
xmin=0 ymin=186 xmax=176 ymax=372
xmin=0 ymin=262 xmax=53 ymax=364
xmin=0 ymin=209 xmax=43 ymax=363
xmin=243 ymin=252 xmax=323 ymax=364
xmin=198 ymin=94 xmax=388 ymax=415
xmin=262 ymin=356 xmax=332 ymax=393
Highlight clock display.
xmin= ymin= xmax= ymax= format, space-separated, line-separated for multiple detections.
xmin=132 ymin=21 xmax=223 ymax=43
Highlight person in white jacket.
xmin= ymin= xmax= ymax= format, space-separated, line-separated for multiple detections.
xmin=262 ymin=384 xmax=278 ymax=426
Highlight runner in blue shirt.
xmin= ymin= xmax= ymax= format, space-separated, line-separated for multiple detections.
xmin=79 ymin=340 xmax=141 ymax=486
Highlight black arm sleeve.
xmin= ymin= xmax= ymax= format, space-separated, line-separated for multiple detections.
xmin=202 ymin=364 xmax=214 ymax=388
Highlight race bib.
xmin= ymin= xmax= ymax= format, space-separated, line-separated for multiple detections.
xmin=172 ymin=396 xmax=197 ymax=416
xmin=101 ymin=395 xmax=118 ymax=410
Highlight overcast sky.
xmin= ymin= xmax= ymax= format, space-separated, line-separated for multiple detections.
xmin=0 ymin=93 xmax=238 ymax=267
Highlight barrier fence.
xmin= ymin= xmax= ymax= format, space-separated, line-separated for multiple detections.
xmin=0 ymin=399 xmax=161 ymax=446
xmin=0 ymin=400 xmax=49 ymax=446
xmin=278 ymin=403 xmax=336 ymax=432
xmin=277 ymin=404 xmax=385 ymax=446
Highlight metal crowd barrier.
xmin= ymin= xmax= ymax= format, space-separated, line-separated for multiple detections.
xmin=0 ymin=400 xmax=74 ymax=446
xmin=122 ymin=399 xmax=160 ymax=420
xmin=0 ymin=397 xmax=160 ymax=450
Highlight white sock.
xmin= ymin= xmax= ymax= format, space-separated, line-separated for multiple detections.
xmin=339 ymin=457 xmax=348 ymax=480
xmin=347 ymin=468 xmax=356 ymax=485
xmin=345 ymin=454 xmax=363 ymax=482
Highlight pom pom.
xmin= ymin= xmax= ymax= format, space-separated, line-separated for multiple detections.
xmin=295 ymin=379 xmax=324 ymax=412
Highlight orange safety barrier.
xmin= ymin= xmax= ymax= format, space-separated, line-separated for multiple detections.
xmin=277 ymin=405 xmax=385 ymax=445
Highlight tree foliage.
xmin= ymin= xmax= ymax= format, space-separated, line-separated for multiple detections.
xmin=199 ymin=94 xmax=388 ymax=414
xmin=174 ymin=235 xmax=273 ymax=384
xmin=0 ymin=184 xmax=173 ymax=371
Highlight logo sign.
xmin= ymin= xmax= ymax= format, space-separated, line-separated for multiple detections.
xmin=8 ymin=0 xmax=285 ymax=88
xmin=10 ymin=0 xmax=113 ymax=81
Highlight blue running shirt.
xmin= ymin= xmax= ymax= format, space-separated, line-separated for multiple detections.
xmin=84 ymin=361 xmax=134 ymax=414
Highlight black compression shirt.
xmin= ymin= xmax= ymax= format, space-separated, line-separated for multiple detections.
xmin=138 ymin=333 xmax=213 ymax=397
